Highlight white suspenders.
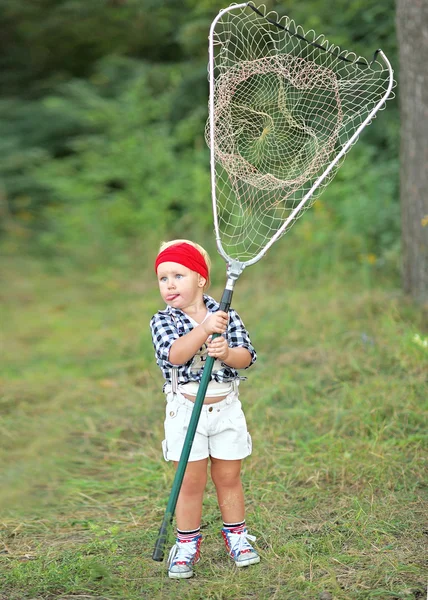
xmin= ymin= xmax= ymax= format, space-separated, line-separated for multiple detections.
xmin=171 ymin=366 xmax=179 ymax=394
xmin=169 ymin=365 xmax=238 ymax=395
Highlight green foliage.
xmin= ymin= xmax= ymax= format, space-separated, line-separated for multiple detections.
xmin=320 ymin=143 xmax=401 ymax=271
xmin=0 ymin=0 xmax=188 ymax=93
xmin=0 ymin=0 xmax=400 ymax=273
xmin=1 ymin=57 xmax=213 ymax=264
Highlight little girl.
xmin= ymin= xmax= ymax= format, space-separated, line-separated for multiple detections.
xmin=150 ymin=239 xmax=260 ymax=579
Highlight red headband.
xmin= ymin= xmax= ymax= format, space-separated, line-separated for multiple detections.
xmin=155 ymin=243 xmax=209 ymax=281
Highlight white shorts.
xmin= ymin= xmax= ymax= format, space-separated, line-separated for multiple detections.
xmin=162 ymin=389 xmax=252 ymax=462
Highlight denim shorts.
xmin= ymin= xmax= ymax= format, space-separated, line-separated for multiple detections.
xmin=162 ymin=389 xmax=252 ymax=462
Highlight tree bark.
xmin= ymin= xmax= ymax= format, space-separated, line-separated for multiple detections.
xmin=396 ymin=0 xmax=428 ymax=304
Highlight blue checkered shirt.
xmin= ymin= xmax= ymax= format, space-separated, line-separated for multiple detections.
xmin=149 ymin=294 xmax=256 ymax=387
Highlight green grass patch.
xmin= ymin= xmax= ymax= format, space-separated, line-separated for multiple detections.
xmin=0 ymin=250 xmax=426 ymax=599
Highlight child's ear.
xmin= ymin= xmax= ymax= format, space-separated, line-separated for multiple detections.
xmin=198 ymin=275 xmax=206 ymax=288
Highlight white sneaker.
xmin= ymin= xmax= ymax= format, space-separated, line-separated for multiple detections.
xmin=221 ymin=527 xmax=260 ymax=567
xmin=167 ymin=534 xmax=202 ymax=579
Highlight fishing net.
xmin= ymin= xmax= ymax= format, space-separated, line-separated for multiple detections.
xmin=205 ymin=2 xmax=394 ymax=264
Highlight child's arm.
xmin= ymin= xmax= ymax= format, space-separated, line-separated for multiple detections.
xmin=169 ymin=311 xmax=229 ymax=365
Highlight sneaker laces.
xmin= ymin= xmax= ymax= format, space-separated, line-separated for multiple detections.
xmin=225 ymin=529 xmax=257 ymax=557
xmin=168 ymin=537 xmax=200 ymax=567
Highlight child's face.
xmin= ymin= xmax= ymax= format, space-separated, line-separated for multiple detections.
xmin=156 ymin=261 xmax=205 ymax=309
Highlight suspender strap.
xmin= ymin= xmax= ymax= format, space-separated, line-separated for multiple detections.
xmin=171 ymin=367 xmax=178 ymax=394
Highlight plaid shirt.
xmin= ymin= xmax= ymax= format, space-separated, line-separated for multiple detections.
xmin=149 ymin=294 xmax=256 ymax=387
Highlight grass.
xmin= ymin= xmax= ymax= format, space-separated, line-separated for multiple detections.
xmin=0 ymin=245 xmax=427 ymax=600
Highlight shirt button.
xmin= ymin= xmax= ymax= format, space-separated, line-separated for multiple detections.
xmin=208 ymin=406 xmax=213 ymax=412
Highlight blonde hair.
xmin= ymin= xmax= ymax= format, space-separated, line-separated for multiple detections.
xmin=158 ymin=239 xmax=211 ymax=289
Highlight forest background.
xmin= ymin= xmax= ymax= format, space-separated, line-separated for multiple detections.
xmin=0 ymin=1 xmax=427 ymax=599
xmin=0 ymin=0 xmax=402 ymax=265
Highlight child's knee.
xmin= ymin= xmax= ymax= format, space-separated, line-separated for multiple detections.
xmin=211 ymin=459 xmax=242 ymax=487
xmin=178 ymin=460 xmax=208 ymax=494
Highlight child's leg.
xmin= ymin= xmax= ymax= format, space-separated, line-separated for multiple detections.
xmin=210 ymin=457 xmax=245 ymax=523
xmin=174 ymin=458 xmax=208 ymax=530
xmin=168 ymin=458 xmax=207 ymax=579
xmin=210 ymin=457 xmax=260 ymax=567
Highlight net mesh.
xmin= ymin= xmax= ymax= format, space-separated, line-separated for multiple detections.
xmin=205 ymin=3 xmax=394 ymax=263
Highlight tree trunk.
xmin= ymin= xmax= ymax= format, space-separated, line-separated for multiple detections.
xmin=396 ymin=0 xmax=428 ymax=304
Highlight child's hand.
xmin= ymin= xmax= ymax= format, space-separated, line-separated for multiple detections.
xmin=202 ymin=311 xmax=228 ymax=336
xmin=207 ymin=335 xmax=230 ymax=362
